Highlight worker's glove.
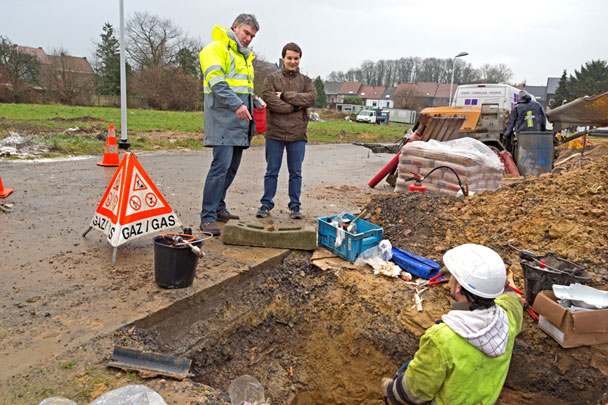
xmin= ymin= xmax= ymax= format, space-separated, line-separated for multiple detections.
xmin=381 ymin=377 xmax=402 ymax=405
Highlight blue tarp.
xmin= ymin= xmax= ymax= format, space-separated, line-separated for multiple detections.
xmin=390 ymin=247 xmax=441 ymax=279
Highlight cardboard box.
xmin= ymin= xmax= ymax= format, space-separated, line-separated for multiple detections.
xmin=532 ymin=288 xmax=608 ymax=348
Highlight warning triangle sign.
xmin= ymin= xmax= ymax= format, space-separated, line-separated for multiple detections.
xmin=88 ymin=152 xmax=181 ymax=247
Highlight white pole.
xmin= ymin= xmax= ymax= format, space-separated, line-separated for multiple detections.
xmin=448 ymin=52 xmax=469 ymax=106
xmin=119 ymin=0 xmax=129 ymax=147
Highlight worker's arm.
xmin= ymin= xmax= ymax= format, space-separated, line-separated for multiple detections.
xmin=539 ymin=105 xmax=548 ymax=131
xmin=502 ymin=108 xmax=518 ymax=141
xmin=404 ymin=331 xmax=447 ymax=403
xmin=262 ymin=75 xmax=297 ymax=114
xmin=280 ymin=76 xmax=318 ymax=108
xmin=496 ymin=294 xmax=524 ymax=336
xmin=200 ymin=44 xmax=245 ymax=112
xmin=382 ymin=328 xmax=445 ymax=404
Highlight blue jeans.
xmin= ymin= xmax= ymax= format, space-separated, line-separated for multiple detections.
xmin=200 ymin=146 xmax=243 ymax=222
xmin=260 ymin=138 xmax=306 ymax=210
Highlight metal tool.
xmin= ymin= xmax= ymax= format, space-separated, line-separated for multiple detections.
xmin=108 ymin=346 xmax=191 ymax=380
xmin=164 ymin=234 xmax=204 ymax=258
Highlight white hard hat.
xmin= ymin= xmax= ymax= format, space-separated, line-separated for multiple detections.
xmin=443 ymin=244 xmax=506 ymax=299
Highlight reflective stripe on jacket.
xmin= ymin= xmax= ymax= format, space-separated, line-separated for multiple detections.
xmin=200 ymin=25 xmax=255 ymax=146
xmin=405 ymin=295 xmax=523 ymax=404
xmin=503 ymin=98 xmax=547 ymax=138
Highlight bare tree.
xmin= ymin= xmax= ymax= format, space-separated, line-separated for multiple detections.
xmin=394 ymin=84 xmax=417 ymax=109
xmin=0 ymin=35 xmax=40 ymax=102
xmin=132 ymin=66 xmax=201 ymax=110
xmin=477 ymin=63 xmax=513 ymax=83
xmin=126 ymin=11 xmax=184 ymax=70
xmin=43 ymin=48 xmax=94 ymax=105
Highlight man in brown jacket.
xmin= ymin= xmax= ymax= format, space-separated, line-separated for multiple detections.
xmin=256 ymin=42 xmax=317 ymax=219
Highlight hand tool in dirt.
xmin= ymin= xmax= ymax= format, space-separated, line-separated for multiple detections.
xmin=108 ymin=346 xmax=191 ymax=380
xmin=418 ymin=273 xmax=447 ymax=287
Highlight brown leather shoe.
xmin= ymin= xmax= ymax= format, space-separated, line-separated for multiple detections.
xmin=216 ymin=211 xmax=240 ymax=223
xmin=200 ymin=221 xmax=220 ymax=236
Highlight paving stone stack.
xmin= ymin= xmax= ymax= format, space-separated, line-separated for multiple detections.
xmin=395 ymin=140 xmax=504 ymax=196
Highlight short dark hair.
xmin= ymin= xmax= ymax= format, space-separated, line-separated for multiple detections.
xmin=461 ymin=287 xmax=496 ymax=310
xmin=282 ymin=42 xmax=302 ymax=58
xmin=232 ymin=14 xmax=259 ymax=31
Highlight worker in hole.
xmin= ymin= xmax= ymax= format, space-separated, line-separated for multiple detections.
xmin=382 ymin=244 xmax=523 ymax=404
xmin=502 ymin=90 xmax=547 ymax=154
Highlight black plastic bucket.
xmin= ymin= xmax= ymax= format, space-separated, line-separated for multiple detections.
xmin=153 ymin=236 xmax=203 ymax=288
xmin=521 ymin=253 xmax=590 ymax=305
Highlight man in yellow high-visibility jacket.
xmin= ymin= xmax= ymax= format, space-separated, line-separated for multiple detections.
xmin=199 ymin=14 xmax=261 ymax=236
xmin=382 ymin=244 xmax=523 ymax=404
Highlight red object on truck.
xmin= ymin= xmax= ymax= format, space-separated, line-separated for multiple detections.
xmin=253 ymin=107 xmax=267 ymax=133
xmin=368 ymin=151 xmax=401 ymax=188
xmin=499 ymin=150 xmax=520 ymax=176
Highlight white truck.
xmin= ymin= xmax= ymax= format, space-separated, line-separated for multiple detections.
xmin=451 ymin=83 xmax=520 ymax=111
xmin=356 ymin=109 xmax=378 ymax=123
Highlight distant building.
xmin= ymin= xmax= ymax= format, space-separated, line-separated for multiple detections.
xmin=9 ymin=45 xmax=95 ymax=104
xmin=323 ymin=81 xmax=342 ymax=107
xmin=358 ymin=85 xmax=386 ymax=108
xmin=524 ymin=77 xmax=560 ymax=110
xmin=545 ymin=77 xmax=560 ymax=109
xmin=380 ymin=87 xmax=396 ymax=109
xmin=336 ymin=81 xmax=362 ymax=104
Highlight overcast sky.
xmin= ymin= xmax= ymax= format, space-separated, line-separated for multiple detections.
xmin=2 ymin=0 xmax=607 ymax=85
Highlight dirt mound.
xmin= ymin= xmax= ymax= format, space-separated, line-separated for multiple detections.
xmin=362 ymin=146 xmax=608 ymax=404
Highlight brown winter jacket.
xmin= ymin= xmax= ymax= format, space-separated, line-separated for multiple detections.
xmin=262 ymin=67 xmax=317 ymax=142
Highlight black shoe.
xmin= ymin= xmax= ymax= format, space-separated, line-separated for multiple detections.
xmin=200 ymin=221 xmax=220 ymax=236
xmin=290 ymin=206 xmax=303 ymax=219
xmin=216 ymin=211 xmax=240 ymax=222
xmin=256 ymin=206 xmax=270 ymax=218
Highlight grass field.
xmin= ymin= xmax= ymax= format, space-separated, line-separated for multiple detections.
xmin=0 ymin=103 xmax=204 ymax=132
xmin=0 ymin=103 xmax=409 ymax=157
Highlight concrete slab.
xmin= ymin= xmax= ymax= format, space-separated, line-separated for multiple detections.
xmin=222 ymin=221 xmax=317 ymax=250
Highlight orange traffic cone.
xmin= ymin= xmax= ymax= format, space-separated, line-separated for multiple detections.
xmin=97 ymin=124 xmax=120 ymax=167
xmin=0 ymin=175 xmax=14 ymax=198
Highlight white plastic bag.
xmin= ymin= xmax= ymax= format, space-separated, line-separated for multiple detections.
xmin=228 ymin=375 xmax=266 ymax=405
xmin=356 ymin=240 xmax=393 ymax=263
xmin=355 ymin=240 xmax=403 ymax=278
xmin=330 ymin=213 xmax=348 ymax=248
xmin=90 ymin=385 xmax=166 ymax=405
xmin=403 ymin=137 xmax=504 ymax=171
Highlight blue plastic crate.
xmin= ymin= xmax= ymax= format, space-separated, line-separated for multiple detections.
xmin=317 ymin=213 xmax=383 ymax=262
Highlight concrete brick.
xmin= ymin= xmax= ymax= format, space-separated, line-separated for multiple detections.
xmin=222 ymin=222 xmax=317 ymax=250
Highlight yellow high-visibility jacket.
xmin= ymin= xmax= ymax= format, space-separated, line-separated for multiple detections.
xmin=200 ymin=25 xmax=255 ymax=146
xmin=406 ymin=295 xmax=523 ymax=404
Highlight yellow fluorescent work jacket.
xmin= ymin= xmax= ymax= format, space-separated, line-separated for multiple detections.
xmin=200 ymin=25 xmax=255 ymax=146
xmin=406 ymin=295 xmax=523 ymax=404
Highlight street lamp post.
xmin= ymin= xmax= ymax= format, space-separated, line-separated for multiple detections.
xmin=449 ymin=51 xmax=469 ymax=106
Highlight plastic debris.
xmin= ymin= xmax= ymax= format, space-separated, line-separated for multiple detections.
xmin=355 ymin=240 xmax=402 ymax=278
xmin=228 ymin=375 xmax=267 ymax=405
xmin=553 ymin=283 xmax=608 ymax=309
xmin=90 ymin=385 xmax=167 ymax=405
xmin=39 ymin=398 xmax=77 ymax=405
